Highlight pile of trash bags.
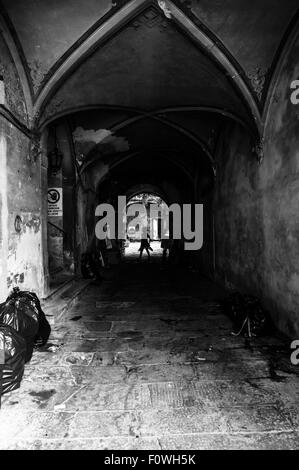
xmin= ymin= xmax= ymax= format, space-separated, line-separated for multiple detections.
xmin=222 ymin=292 xmax=271 ymax=338
xmin=0 ymin=287 xmax=51 ymax=400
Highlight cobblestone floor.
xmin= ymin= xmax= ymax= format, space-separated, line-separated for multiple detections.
xmin=1 ymin=248 xmax=299 ymax=449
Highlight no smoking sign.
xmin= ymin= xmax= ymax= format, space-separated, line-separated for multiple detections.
xmin=48 ymin=187 xmax=63 ymax=217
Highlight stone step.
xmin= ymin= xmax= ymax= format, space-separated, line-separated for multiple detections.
xmin=42 ymin=278 xmax=92 ymax=325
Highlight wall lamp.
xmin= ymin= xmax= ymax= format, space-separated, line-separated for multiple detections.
xmin=48 ymin=126 xmax=63 ymax=174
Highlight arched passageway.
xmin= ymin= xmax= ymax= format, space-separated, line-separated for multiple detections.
xmin=0 ymin=0 xmax=299 ymax=450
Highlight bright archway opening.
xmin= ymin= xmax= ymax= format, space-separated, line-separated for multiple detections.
xmin=124 ymin=192 xmax=168 ymax=263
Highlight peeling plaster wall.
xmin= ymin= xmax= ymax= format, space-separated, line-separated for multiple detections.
xmin=0 ymin=32 xmax=43 ymax=299
xmin=214 ymin=33 xmax=299 ymax=337
xmin=0 ymin=119 xmax=43 ymax=299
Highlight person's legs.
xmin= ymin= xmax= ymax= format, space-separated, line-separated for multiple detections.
xmin=139 ymin=248 xmax=144 ymax=259
xmin=146 ymin=248 xmax=150 ymax=260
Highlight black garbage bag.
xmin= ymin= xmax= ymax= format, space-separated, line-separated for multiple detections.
xmin=4 ymin=288 xmax=51 ymax=349
xmin=0 ymin=290 xmax=39 ymax=362
xmin=222 ymin=292 xmax=270 ymax=337
xmin=0 ymin=324 xmax=26 ymax=399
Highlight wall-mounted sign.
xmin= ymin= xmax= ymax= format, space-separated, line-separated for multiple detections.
xmin=48 ymin=187 xmax=63 ymax=217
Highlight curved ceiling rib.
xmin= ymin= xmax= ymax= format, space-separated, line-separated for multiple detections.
xmin=263 ymin=10 xmax=299 ymax=133
xmin=109 ymin=151 xmax=196 ymax=187
xmin=40 ymin=105 xmax=253 ymax=135
xmin=70 ymin=107 xmax=215 ymax=173
xmin=108 ymin=112 xmax=216 ymax=170
xmin=32 ymin=0 xmax=262 ymax=134
xmin=168 ymin=1 xmax=262 ymax=135
xmin=82 ymin=149 xmax=195 ymax=188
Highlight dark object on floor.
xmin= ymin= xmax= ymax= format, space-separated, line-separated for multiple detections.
xmin=81 ymin=252 xmax=104 ymax=279
xmin=81 ymin=253 xmax=95 ymax=279
xmin=70 ymin=316 xmax=82 ymax=321
xmin=0 ymin=291 xmax=39 ymax=362
xmin=0 ymin=288 xmax=51 ymax=361
xmin=6 ymin=289 xmax=51 ymax=348
xmin=0 ymin=324 xmax=26 ymax=401
xmin=222 ymin=292 xmax=271 ymax=337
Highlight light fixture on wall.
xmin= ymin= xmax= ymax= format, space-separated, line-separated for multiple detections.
xmin=48 ymin=126 xmax=63 ymax=174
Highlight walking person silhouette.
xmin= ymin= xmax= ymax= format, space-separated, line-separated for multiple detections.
xmin=138 ymin=231 xmax=153 ymax=261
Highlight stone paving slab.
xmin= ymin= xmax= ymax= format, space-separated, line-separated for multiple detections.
xmin=70 ymin=365 xmax=127 ymax=384
xmin=69 ymin=411 xmax=139 ymax=438
xmin=145 ymin=380 xmax=283 ymax=409
xmin=113 ymin=347 xmax=265 ymax=366
xmin=1 ymin=266 xmax=299 ymax=450
xmin=121 ymin=361 xmax=272 ymax=383
xmin=125 ymin=335 xmax=248 ymax=352
xmin=75 ymin=312 xmax=230 ymax=323
xmin=3 ymin=379 xmax=289 ymax=413
xmin=62 ymin=338 xmax=129 ymax=352
xmin=159 ymin=432 xmax=299 ymax=450
xmin=23 ymin=365 xmax=77 ymax=385
xmin=137 ymin=405 xmax=296 ymax=436
xmin=1 ymin=384 xmax=79 ymax=411
xmin=110 ymin=320 xmax=231 ymax=334
xmin=0 ymin=437 xmax=160 ymax=450
xmin=223 ymin=405 xmax=294 ymax=433
xmin=83 ymin=321 xmax=113 ymax=332
xmin=136 ymin=408 xmax=230 ymax=435
xmin=59 ymin=328 xmax=246 ymax=342
xmin=0 ymin=410 xmax=73 ymax=440
xmin=254 ymin=377 xmax=299 ymax=403
xmin=23 ymin=360 xmax=271 ymax=388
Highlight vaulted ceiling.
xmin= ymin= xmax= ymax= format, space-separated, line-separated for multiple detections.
xmin=1 ymin=0 xmax=298 ymax=130
xmin=1 ymin=0 xmax=298 ymax=195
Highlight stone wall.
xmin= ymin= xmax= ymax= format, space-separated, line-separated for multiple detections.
xmin=214 ymin=122 xmax=264 ymax=295
xmin=261 ymin=32 xmax=299 ymax=336
xmin=214 ymin=32 xmax=299 ymax=338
